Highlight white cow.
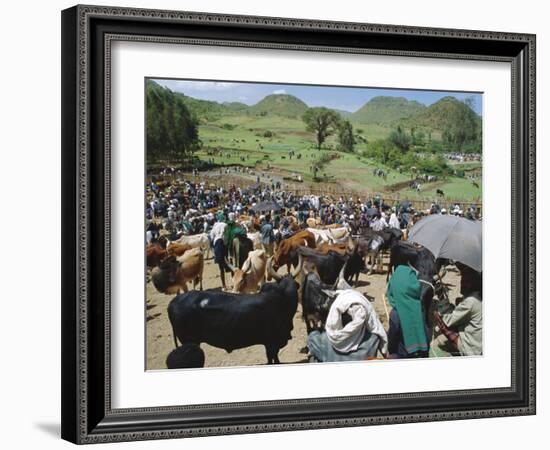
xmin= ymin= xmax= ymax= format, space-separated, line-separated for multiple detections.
xmin=307 ymin=227 xmax=349 ymax=245
xmin=172 ymin=233 xmax=211 ymax=259
xmin=247 ymin=231 xmax=262 ymax=250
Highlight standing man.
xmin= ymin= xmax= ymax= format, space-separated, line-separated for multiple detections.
xmin=209 ymin=218 xmax=230 ymax=290
xmin=370 ymin=212 xmax=387 ymax=231
xmin=386 ymin=265 xmax=431 ymax=359
xmin=389 ymin=208 xmax=400 ymax=229
xmin=260 ymin=215 xmax=276 ymax=257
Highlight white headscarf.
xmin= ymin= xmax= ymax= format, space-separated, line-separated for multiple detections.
xmin=389 ymin=213 xmax=400 ymax=229
xmin=325 ymin=290 xmax=388 ymax=354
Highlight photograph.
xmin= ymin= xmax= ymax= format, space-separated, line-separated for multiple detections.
xmin=144 ymin=78 xmax=483 ymax=370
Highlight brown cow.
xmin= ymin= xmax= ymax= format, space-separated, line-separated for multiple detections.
xmin=146 ymin=243 xmax=167 ymax=268
xmin=227 ymin=249 xmax=268 ymax=294
xmin=273 ymin=230 xmax=316 ymax=273
xmin=166 ymin=242 xmax=193 ymax=257
xmin=316 ymin=240 xmax=353 ymax=256
xmin=151 ymin=247 xmax=204 ymax=295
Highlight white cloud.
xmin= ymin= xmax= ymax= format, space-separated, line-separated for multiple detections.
xmin=155 ymin=79 xmax=236 ymax=92
xmin=272 ymin=89 xmax=286 ymax=95
xmin=179 ymin=81 xmax=235 ymax=91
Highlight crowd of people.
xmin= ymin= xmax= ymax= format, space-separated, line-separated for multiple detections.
xmin=147 ymin=175 xmax=483 ymax=365
xmin=146 ymin=177 xmax=480 ymax=243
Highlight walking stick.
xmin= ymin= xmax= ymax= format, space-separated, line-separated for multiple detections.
xmin=382 ymin=293 xmax=390 ymax=324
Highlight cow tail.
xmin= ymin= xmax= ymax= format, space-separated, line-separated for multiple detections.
xmin=386 ymin=252 xmax=393 ymax=282
xmin=171 ymin=323 xmax=179 ymax=349
xmin=168 ymin=307 xmax=179 ymax=348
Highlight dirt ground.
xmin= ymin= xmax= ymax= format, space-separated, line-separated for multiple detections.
xmin=146 ymin=254 xmax=461 ymax=370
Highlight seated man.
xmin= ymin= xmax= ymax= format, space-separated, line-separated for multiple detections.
xmin=430 ymin=262 xmax=482 ymax=357
xmin=307 ymin=290 xmax=387 ymax=362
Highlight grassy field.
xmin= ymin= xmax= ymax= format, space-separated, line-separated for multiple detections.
xmin=195 ymin=113 xmax=482 ymax=202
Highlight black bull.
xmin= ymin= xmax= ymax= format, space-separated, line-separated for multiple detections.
xmin=167 ymin=270 xmax=300 ymax=364
xmin=294 ymin=246 xmax=365 ymax=286
xmin=228 ymin=235 xmax=253 ymax=268
xmin=301 ymin=271 xmax=343 ymax=334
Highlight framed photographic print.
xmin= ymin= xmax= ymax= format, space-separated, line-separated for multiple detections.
xmin=61 ymin=4 xmax=536 ymax=444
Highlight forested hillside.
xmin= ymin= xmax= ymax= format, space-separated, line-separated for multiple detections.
xmin=146 ymin=80 xmax=200 ymax=163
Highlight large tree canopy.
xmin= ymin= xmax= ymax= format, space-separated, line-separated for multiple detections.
xmin=441 ymin=99 xmax=481 ymax=151
xmin=388 ymin=125 xmax=411 ymax=153
xmin=302 ymin=107 xmax=341 ymax=150
xmin=146 ymin=81 xmax=200 ymax=163
xmin=337 ymin=120 xmax=355 ymax=153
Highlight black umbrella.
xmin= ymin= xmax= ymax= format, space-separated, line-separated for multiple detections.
xmin=251 ymin=201 xmax=282 ymax=213
xmin=408 ymin=215 xmax=482 ymax=272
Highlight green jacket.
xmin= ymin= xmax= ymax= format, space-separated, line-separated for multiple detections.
xmin=223 ymin=221 xmax=246 ymax=246
xmin=387 ymin=266 xmax=429 ymax=355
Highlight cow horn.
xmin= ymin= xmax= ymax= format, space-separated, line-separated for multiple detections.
xmin=290 ymin=253 xmax=303 ymax=279
xmin=224 ymin=257 xmax=236 ymax=274
xmin=333 ymin=260 xmax=348 ymax=289
xmin=266 ymin=256 xmax=282 ymax=281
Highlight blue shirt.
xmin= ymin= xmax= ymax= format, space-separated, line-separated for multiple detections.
xmin=260 ymin=222 xmax=275 ymax=244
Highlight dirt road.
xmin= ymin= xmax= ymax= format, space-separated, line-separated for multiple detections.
xmin=146 ymin=256 xmax=461 ymax=370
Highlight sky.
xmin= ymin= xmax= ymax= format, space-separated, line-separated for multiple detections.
xmin=152 ymin=78 xmax=483 ymax=115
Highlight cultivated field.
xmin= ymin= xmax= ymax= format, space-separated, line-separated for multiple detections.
xmin=195 ymin=114 xmax=482 ymax=202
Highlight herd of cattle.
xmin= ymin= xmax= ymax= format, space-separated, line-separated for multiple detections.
xmin=146 ymin=212 xmax=444 ymax=369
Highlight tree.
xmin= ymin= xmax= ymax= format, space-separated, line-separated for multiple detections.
xmin=366 ymin=139 xmax=395 ymax=165
xmin=337 ymin=120 xmax=355 ymax=152
xmin=441 ymin=98 xmax=481 ymax=152
xmin=389 ymin=125 xmax=411 ymax=152
xmin=302 ymin=107 xmax=341 ymax=150
xmin=146 ymin=82 xmax=200 ymax=163
xmin=413 ymin=130 xmax=425 ymax=146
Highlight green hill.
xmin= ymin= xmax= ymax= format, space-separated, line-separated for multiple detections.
xmin=403 ymin=96 xmax=481 ymax=129
xmin=222 ymin=101 xmax=249 ymax=112
xmin=350 ymin=96 xmax=426 ymax=124
xmin=402 ymin=96 xmax=482 ymax=152
xmin=250 ymin=94 xmax=308 ymax=117
xmin=174 ymin=93 xmax=228 ymax=118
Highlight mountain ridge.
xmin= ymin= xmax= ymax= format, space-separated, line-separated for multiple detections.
xmin=350 ymin=96 xmax=426 ymax=124
xmin=249 ymin=94 xmax=308 ymax=117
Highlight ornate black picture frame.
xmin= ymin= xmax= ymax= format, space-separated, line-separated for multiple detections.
xmin=61 ymin=4 xmax=536 ymax=444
